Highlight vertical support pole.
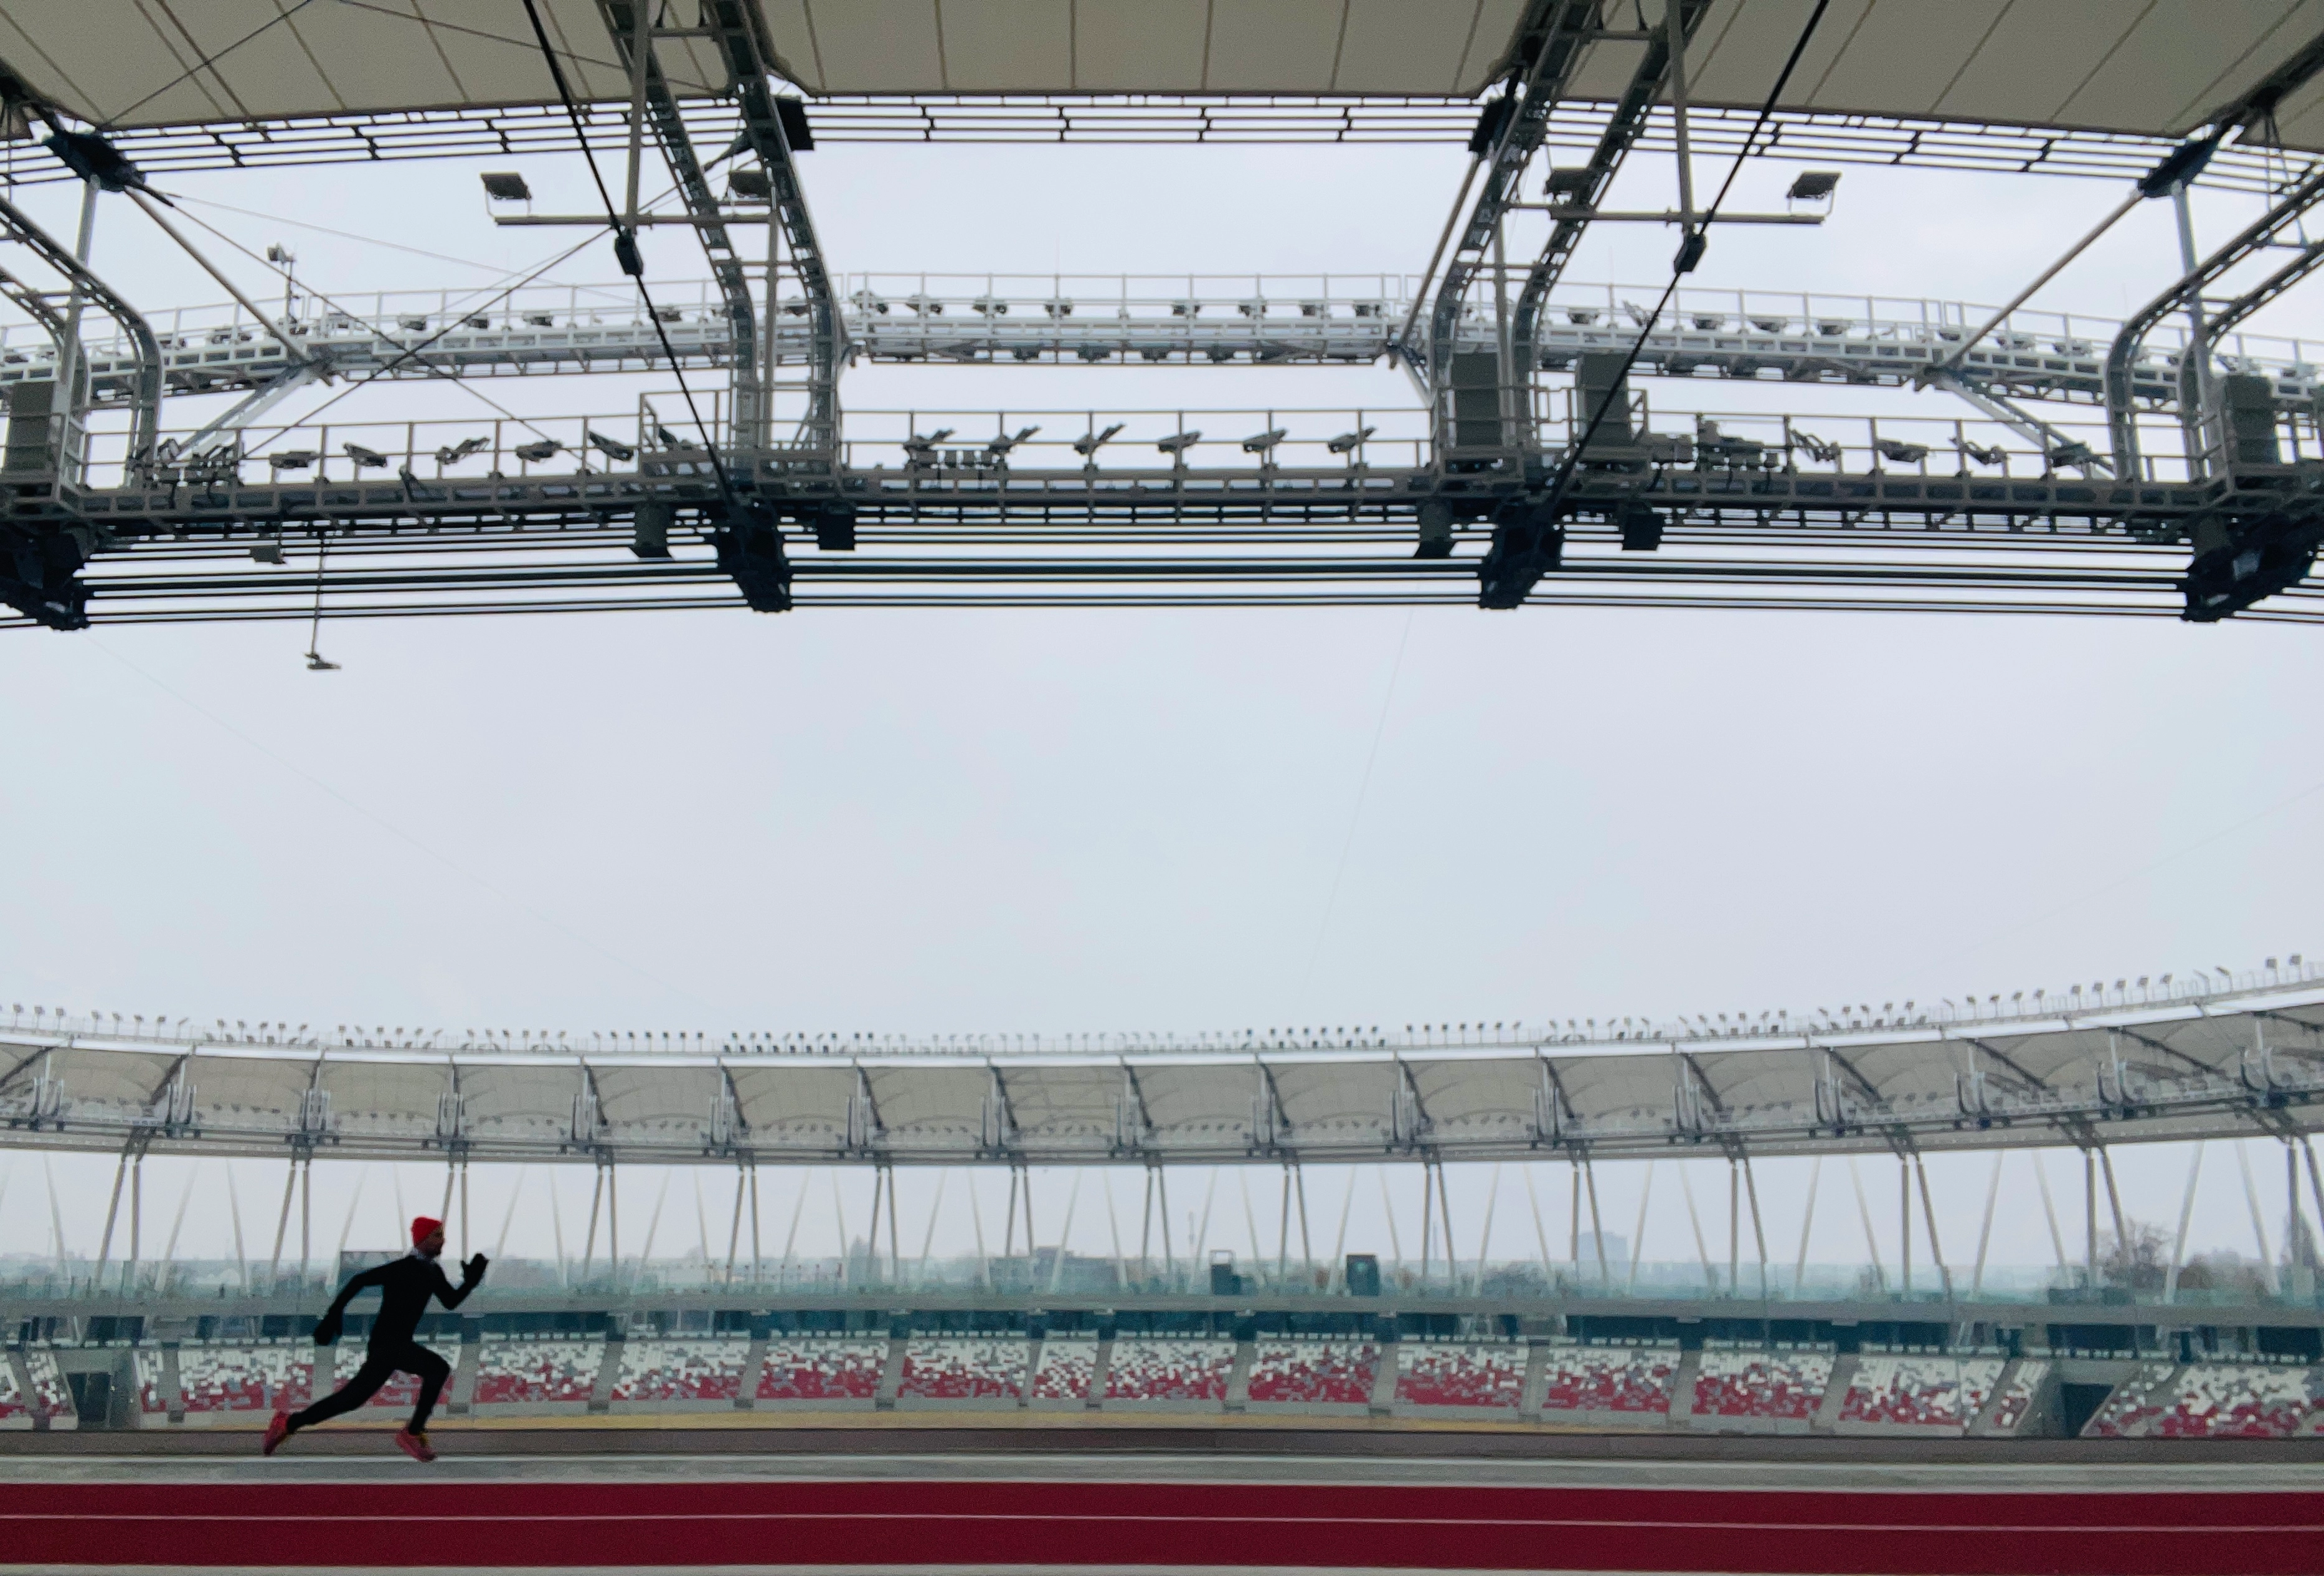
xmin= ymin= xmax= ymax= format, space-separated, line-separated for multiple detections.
xmin=1741 ymin=1154 xmax=1767 ymax=1300
xmin=1048 ymin=1168 xmax=1080 ymax=1294
xmin=1584 ymin=1153 xmax=1609 ymax=1288
xmin=1679 ymin=1163 xmax=1714 ymax=1291
xmin=886 ymin=1162 xmax=900 ymax=1286
xmin=781 ymin=1167 xmax=813 ymax=1290
xmin=1471 ymin=1163 xmax=1499 ymax=1295
xmin=1794 ymin=1155 xmax=1821 ymax=1294
xmin=2099 ymin=1147 xmax=2128 ymax=1260
xmin=126 ymin=1151 xmax=143 ymax=1293
xmin=1972 ymin=1151 xmax=2004 ymax=1299
xmin=1914 ymin=1154 xmax=1950 ymax=1298
xmin=1568 ymin=1157 xmax=1582 ymax=1269
xmin=2165 ymin=1142 xmax=2204 ymax=1305
xmin=967 ymin=1168 xmax=990 ymax=1290
xmin=1523 ymin=1163 xmax=1554 ymax=1288
xmin=1277 ymin=1164 xmax=1292 ymax=1283
xmin=1138 ymin=1166 xmax=1155 ymax=1285
xmin=459 ymin=1161 xmax=471 ymax=1262
xmin=299 ymin=1156 xmax=312 ymax=1286
xmin=1294 ymin=1163 xmax=1313 ymax=1284
xmin=1899 ymin=1153 xmax=1912 ymax=1298
xmin=2303 ymin=1139 xmax=2324 ymax=1267
xmin=580 ymin=1164 xmax=604 ymax=1282
xmin=1432 ymin=1161 xmax=1456 ymax=1290
xmin=1666 ymin=0 xmax=1697 ymax=226
xmin=1726 ymin=1158 xmax=1740 ymax=1296
xmin=270 ymin=1157 xmax=298 ymax=1291
xmin=2033 ymin=1150 xmax=2069 ymax=1272
xmin=623 ymin=0 xmax=650 ymax=229
xmin=1848 ymin=1158 xmax=1886 ymax=1293
xmin=1003 ymin=1167 xmax=1020 ymax=1259
xmin=726 ymin=1164 xmax=747 ymax=1283
xmin=50 ymin=182 xmax=100 ymax=481
xmin=1627 ymin=1160 xmax=1656 ymax=1295
xmin=2170 ymin=184 xmax=2213 ymax=471
xmin=918 ymin=1168 xmax=950 ymax=1290
xmin=1418 ymin=1164 xmax=1433 ymax=1286
xmin=749 ymin=1163 xmax=763 ymax=1285
xmin=2237 ymin=1141 xmax=2279 ymax=1295
xmin=549 ymin=1169 xmax=568 ymax=1288
xmin=2083 ymin=1149 xmax=2099 ymax=1287
xmin=93 ymin=1144 xmax=130 ymax=1291
xmin=227 ymin=1162 xmax=249 ymax=1292
xmin=1156 ymin=1165 xmax=1173 ymax=1288
xmin=1330 ymin=1165 xmax=1358 ymax=1290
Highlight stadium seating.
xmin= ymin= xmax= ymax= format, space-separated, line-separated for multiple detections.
xmin=898 ymin=1338 xmax=1026 ymax=1402
xmin=610 ymin=1339 xmax=749 ymax=1405
xmin=1102 ymin=1338 xmax=1234 ymax=1405
xmin=1030 ymin=1337 xmax=1095 ymax=1404
xmin=470 ymin=1338 xmax=603 ymax=1407
xmin=2081 ymin=1361 xmax=2177 ymax=1438
xmin=1981 ymin=1360 xmax=2048 ymax=1434
xmin=1245 ymin=1340 xmax=1377 ymax=1406
xmin=1538 ymin=1346 xmax=1677 ymax=1416
xmin=756 ymin=1338 xmax=886 ymax=1403
xmin=168 ymin=1346 xmax=320 ymax=1415
xmin=1692 ymin=1349 xmax=1833 ymax=1423
xmin=2091 ymin=1363 xmax=2321 ymax=1438
xmin=1 ymin=1351 xmax=73 ymax=1424
xmin=1838 ymin=1356 xmax=2002 ymax=1432
xmin=1394 ymin=1342 xmax=1525 ymax=1410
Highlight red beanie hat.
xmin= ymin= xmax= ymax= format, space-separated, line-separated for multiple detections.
xmin=410 ymin=1216 xmax=443 ymax=1247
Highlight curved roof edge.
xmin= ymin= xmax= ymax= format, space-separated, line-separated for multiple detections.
xmin=1 ymin=975 xmax=2318 ymax=1167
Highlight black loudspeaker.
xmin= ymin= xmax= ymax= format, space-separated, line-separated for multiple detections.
xmin=1344 ymin=1253 xmax=1381 ymax=1297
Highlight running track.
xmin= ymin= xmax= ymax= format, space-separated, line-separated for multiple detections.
xmin=3 ymin=1449 xmax=2322 ymax=1572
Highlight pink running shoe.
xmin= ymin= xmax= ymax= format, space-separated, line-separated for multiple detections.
xmin=261 ymin=1413 xmax=291 ymax=1456
xmin=394 ymin=1428 xmax=437 ymax=1463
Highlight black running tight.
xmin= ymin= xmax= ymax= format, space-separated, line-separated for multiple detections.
xmin=289 ymin=1342 xmax=450 ymax=1432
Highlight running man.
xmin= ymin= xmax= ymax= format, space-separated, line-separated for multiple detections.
xmin=263 ymin=1215 xmax=486 ymax=1462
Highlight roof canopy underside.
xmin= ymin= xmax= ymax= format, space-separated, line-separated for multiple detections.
xmin=1 ymin=994 xmax=2318 ymax=1165
xmin=6 ymin=2 xmax=2323 ymax=153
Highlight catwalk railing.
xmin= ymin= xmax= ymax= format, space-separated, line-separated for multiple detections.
xmin=14 ymin=274 xmax=2317 ymax=414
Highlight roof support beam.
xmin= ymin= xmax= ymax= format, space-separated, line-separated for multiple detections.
xmin=1404 ymin=0 xmax=1604 ymax=390
xmin=598 ymin=1 xmax=762 ymax=451
xmin=1508 ymin=2 xmax=1714 ymax=397
xmin=697 ymin=0 xmax=841 ymax=456
xmin=2105 ymin=162 xmax=2324 ymax=476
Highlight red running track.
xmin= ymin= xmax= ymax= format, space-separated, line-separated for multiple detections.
xmin=4 ymin=1477 xmax=2322 ymax=1572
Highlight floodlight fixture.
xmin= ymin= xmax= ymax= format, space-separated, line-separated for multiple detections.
xmin=727 ymin=167 xmax=772 ymax=201
xmin=1073 ymin=423 xmax=1124 ymax=459
xmin=265 ymin=243 xmax=295 ymax=265
xmin=1544 ymin=166 xmax=1592 ymax=199
xmin=1240 ymin=427 xmax=1287 ymax=456
xmin=479 ymin=171 xmax=532 ymax=202
xmin=1327 ymin=426 xmax=1376 ymax=455
xmin=1155 ymin=430 xmax=1202 ymax=458
xmin=1787 ymin=170 xmax=1840 ymax=202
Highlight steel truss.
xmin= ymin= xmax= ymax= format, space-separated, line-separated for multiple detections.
xmin=7 ymin=442 xmax=2324 ymax=626
xmin=4 ymin=97 xmax=2312 ymax=196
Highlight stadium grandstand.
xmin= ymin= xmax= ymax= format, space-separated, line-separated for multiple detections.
xmin=3 ymin=2 xmax=2323 ymax=1569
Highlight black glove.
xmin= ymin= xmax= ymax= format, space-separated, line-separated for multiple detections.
xmin=313 ymin=1313 xmax=341 ymax=1347
xmin=463 ymin=1253 xmax=489 ymax=1284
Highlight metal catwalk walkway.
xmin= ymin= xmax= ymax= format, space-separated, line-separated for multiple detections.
xmin=11 ymin=276 xmax=2307 ymax=415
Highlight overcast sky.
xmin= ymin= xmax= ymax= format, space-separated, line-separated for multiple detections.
xmin=1 ymin=126 xmax=2320 ymax=1276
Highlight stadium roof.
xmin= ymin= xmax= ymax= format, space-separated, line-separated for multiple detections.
xmin=1 ymin=976 xmax=2318 ymax=1166
xmin=4 ymin=2 xmax=2322 ymax=151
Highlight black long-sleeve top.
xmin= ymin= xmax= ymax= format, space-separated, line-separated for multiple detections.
xmin=322 ymin=1252 xmax=483 ymax=1349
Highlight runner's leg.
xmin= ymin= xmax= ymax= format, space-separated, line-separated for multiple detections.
xmin=403 ymin=1344 xmax=452 ymax=1433
xmin=286 ymin=1351 xmax=394 ymax=1431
